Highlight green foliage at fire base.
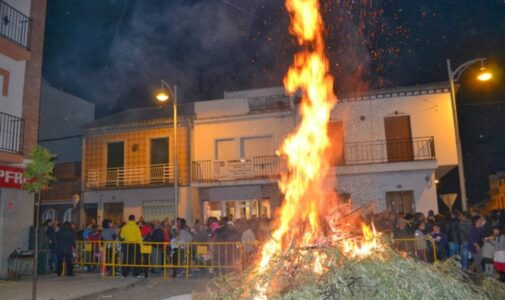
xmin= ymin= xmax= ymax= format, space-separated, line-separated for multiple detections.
xmin=206 ymin=243 xmax=505 ymax=299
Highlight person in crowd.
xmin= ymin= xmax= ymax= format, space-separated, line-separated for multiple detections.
xmin=469 ymin=215 xmax=483 ymax=272
xmin=241 ymin=220 xmax=257 ymax=261
xmin=429 ymin=223 xmax=447 ymax=261
xmin=458 ymin=212 xmax=472 ymax=271
xmin=482 ymin=226 xmax=500 ymax=276
xmin=446 ymin=211 xmax=460 ymax=258
xmin=170 ymin=231 xmax=182 ymax=277
xmin=120 ymin=215 xmax=143 ymax=278
xmin=493 ymin=226 xmax=505 ymax=282
xmin=149 ymin=220 xmax=165 ymax=273
xmin=140 ymin=220 xmax=152 ymax=240
xmin=86 ymin=224 xmax=101 ymax=272
xmin=101 ymin=219 xmax=117 ymax=275
xmin=45 ymin=219 xmax=57 ymax=273
xmin=425 ymin=210 xmax=435 ymax=234
xmin=55 ymin=222 xmax=76 ymax=276
xmin=415 ymin=221 xmax=428 ymax=262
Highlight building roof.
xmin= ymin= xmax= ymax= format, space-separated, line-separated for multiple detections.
xmin=83 ymin=82 xmax=450 ymax=134
xmin=82 ymin=104 xmax=194 ymax=133
xmin=338 ymin=82 xmax=451 ymax=102
xmin=223 ymin=82 xmax=450 ymax=102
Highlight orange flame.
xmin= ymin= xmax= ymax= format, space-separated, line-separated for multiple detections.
xmin=342 ymin=223 xmax=383 ymax=259
xmin=256 ymin=0 xmax=336 ymax=286
xmin=254 ymin=1 xmax=381 ymax=298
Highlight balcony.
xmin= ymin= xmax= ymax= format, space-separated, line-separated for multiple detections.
xmin=342 ymin=137 xmax=435 ymax=165
xmin=191 ymin=138 xmax=435 ymax=184
xmin=85 ymin=164 xmax=174 ymax=189
xmin=192 ymin=155 xmax=286 ymax=183
xmin=0 ymin=111 xmax=24 ymax=153
xmin=0 ymin=0 xmax=31 ymax=60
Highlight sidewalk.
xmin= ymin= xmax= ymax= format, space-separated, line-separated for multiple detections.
xmin=0 ymin=273 xmax=144 ymax=300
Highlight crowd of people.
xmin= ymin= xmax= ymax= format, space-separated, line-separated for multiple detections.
xmin=373 ymin=208 xmax=505 ymax=282
xmin=43 ymin=214 xmax=272 ymax=278
xmin=42 ymin=209 xmax=505 ymax=283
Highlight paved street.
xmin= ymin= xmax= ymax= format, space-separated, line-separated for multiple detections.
xmin=0 ymin=272 xmax=213 ymax=300
xmin=80 ymin=276 xmax=212 ymax=300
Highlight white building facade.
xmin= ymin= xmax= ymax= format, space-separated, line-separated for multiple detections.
xmin=191 ymin=83 xmax=458 ymax=219
xmin=191 ymin=87 xmax=296 ymax=221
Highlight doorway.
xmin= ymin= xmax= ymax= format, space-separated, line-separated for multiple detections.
xmin=384 ymin=116 xmax=413 ymax=162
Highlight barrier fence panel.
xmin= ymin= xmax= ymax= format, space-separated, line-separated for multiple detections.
xmin=73 ymin=239 xmax=438 ymax=279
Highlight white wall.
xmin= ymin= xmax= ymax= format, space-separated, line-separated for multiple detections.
xmin=333 ymin=92 xmax=458 ymax=167
xmin=336 ymin=169 xmax=438 ymax=215
xmin=0 ymin=188 xmax=34 ymax=279
xmin=192 ymin=113 xmax=296 ymax=161
xmin=0 ymin=53 xmax=26 ymax=117
xmin=83 ymin=187 xmax=175 ymax=223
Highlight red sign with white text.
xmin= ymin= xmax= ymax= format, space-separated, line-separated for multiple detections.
xmin=0 ymin=165 xmax=25 ymax=189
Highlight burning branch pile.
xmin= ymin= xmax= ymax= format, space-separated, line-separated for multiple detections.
xmin=207 ymin=245 xmax=505 ymax=299
xmin=202 ymin=0 xmax=505 ymax=299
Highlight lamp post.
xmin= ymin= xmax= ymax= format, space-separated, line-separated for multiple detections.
xmin=155 ymin=80 xmax=178 ymax=219
xmin=446 ymin=58 xmax=492 ymax=212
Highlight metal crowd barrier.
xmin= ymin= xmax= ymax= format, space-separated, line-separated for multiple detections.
xmin=72 ymin=238 xmax=437 ymax=280
xmin=74 ymin=241 xmax=258 ymax=280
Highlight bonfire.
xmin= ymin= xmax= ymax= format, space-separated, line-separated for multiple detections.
xmin=207 ymin=0 xmax=505 ymax=299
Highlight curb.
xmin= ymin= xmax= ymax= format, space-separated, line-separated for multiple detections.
xmin=72 ymin=277 xmax=147 ymax=300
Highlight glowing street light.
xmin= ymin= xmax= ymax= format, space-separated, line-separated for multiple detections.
xmin=446 ymin=57 xmax=493 ymax=211
xmin=477 ymin=67 xmax=492 ymax=81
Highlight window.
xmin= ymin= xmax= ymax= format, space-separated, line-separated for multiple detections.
xmin=63 ymin=208 xmax=74 ymax=223
xmin=42 ymin=209 xmax=56 ymax=222
xmin=106 ymin=142 xmax=124 ymax=186
xmin=0 ymin=68 xmax=9 ymax=96
xmin=386 ymin=191 xmax=415 ymax=214
xmin=143 ymin=202 xmax=174 ymax=222
xmin=215 ymin=139 xmax=236 ymax=160
xmin=106 ymin=142 xmax=124 ymax=168
xmin=150 ymin=138 xmax=169 ymax=165
xmin=240 ymin=136 xmax=274 ymax=158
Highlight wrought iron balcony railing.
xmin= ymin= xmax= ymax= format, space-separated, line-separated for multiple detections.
xmin=191 ymin=138 xmax=435 ymax=183
xmin=341 ymin=137 xmax=435 ymax=165
xmin=0 ymin=0 xmax=31 ymax=49
xmin=192 ymin=155 xmax=286 ymax=183
xmin=0 ymin=111 xmax=24 ymax=153
xmin=86 ymin=164 xmax=174 ymax=188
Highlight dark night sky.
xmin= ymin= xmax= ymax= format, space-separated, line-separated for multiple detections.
xmin=42 ymin=0 xmax=505 ymax=205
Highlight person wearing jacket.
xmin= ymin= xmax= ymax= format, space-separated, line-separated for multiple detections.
xmin=458 ymin=212 xmax=472 ymax=270
xmin=148 ymin=220 xmax=164 ymax=273
xmin=446 ymin=211 xmax=460 ymax=257
xmin=55 ymin=222 xmax=76 ymax=276
xmin=101 ymin=219 xmax=118 ymax=275
xmin=120 ymin=215 xmax=143 ymax=277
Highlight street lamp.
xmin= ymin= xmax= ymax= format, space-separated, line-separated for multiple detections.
xmin=446 ymin=58 xmax=493 ymax=212
xmin=155 ymin=80 xmax=178 ymax=219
